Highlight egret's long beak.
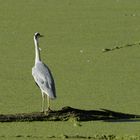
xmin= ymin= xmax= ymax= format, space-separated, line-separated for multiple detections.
xmin=40 ymin=35 xmax=44 ymax=37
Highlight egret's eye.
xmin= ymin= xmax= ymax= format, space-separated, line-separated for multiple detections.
xmin=34 ymin=32 xmax=40 ymax=38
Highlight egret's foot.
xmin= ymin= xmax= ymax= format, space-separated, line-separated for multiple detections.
xmin=40 ymin=110 xmax=45 ymax=114
xmin=45 ymin=107 xmax=52 ymax=113
xmin=40 ymin=108 xmax=45 ymax=113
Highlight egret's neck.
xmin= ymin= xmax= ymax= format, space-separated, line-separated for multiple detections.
xmin=34 ymin=37 xmax=41 ymax=64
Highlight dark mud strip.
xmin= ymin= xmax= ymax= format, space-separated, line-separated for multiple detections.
xmin=0 ymin=106 xmax=140 ymax=122
xmin=0 ymin=134 xmax=117 ymax=139
xmin=1 ymin=134 xmax=140 ymax=140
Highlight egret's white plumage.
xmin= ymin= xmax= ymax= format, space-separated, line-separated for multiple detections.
xmin=32 ymin=32 xmax=56 ymax=112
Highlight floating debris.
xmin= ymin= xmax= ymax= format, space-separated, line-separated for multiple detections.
xmin=102 ymin=48 xmax=111 ymax=52
xmin=80 ymin=49 xmax=83 ymax=53
xmin=102 ymin=41 xmax=140 ymax=53
xmin=124 ymin=13 xmax=137 ymax=17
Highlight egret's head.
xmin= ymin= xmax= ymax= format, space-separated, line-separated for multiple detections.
xmin=34 ymin=32 xmax=44 ymax=40
xmin=34 ymin=32 xmax=43 ymax=51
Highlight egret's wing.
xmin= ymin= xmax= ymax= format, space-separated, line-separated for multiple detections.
xmin=32 ymin=62 xmax=56 ymax=99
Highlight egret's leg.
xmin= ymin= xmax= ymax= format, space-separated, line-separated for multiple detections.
xmin=47 ymin=96 xmax=51 ymax=111
xmin=44 ymin=95 xmax=51 ymax=114
xmin=41 ymin=92 xmax=45 ymax=112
